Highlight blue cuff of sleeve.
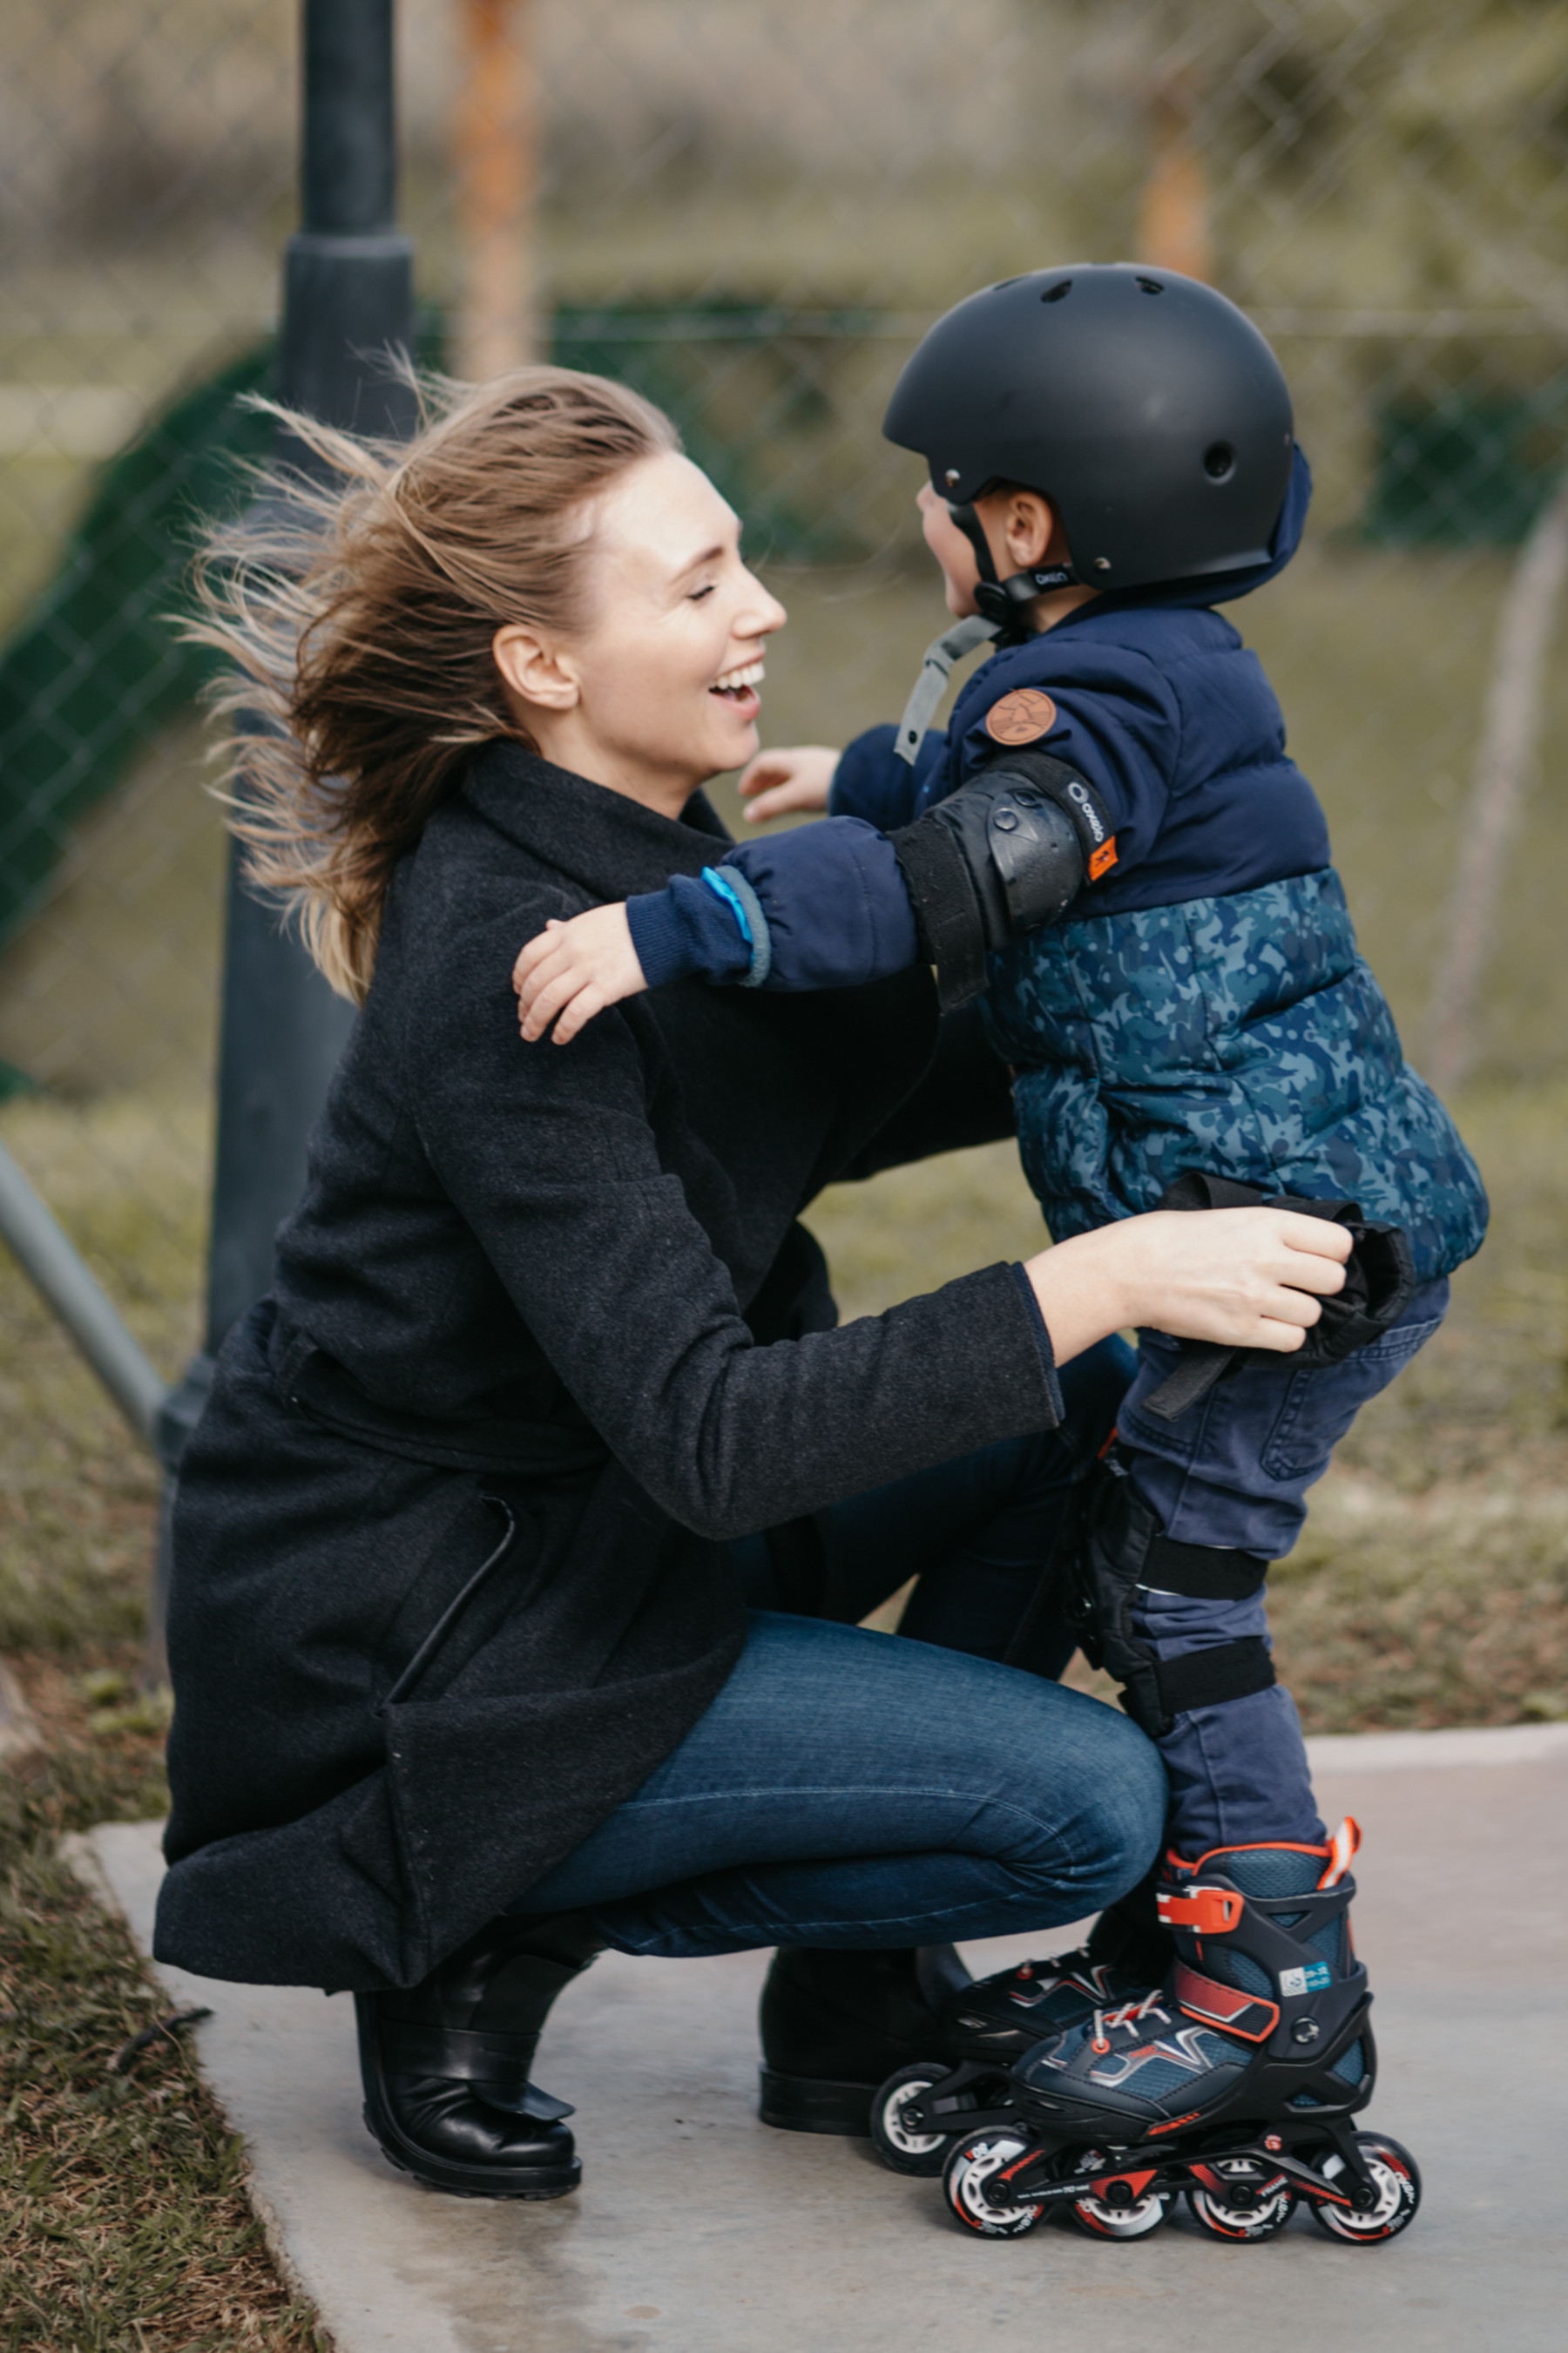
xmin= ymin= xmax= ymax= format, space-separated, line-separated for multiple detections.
xmin=625 ymin=876 xmax=754 ymax=990
xmin=1008 ymin=1261 xmax=1065 ymax=1423
xmin=702 ymin=867 xmax=772 ymax=988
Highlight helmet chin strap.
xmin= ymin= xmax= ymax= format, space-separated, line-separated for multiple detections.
xmin=947 ymin=501 xmax=1081 ymax=626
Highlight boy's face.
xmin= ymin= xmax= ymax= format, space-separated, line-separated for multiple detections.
xmin=916 ymin=479 xmax=1094 ymax=632
xmin=918 ymin=481 xmax=984 ymax=619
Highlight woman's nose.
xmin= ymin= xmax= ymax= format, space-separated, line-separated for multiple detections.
xmin=740 ymin=576 xmax=787 ymax=635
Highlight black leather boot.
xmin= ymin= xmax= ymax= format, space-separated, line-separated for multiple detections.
xmin=758 ymin=1944 xmax=972 ymax=2135
xmin=355 ymin=1912 xmax=605 ymax=2198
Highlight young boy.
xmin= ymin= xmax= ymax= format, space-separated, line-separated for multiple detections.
xmin=513 ymin=267 xmax=1487 ymax=2141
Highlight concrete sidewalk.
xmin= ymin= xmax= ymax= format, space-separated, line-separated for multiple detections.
xmin=68 ymin=1724 xmax=1567 ymax=2353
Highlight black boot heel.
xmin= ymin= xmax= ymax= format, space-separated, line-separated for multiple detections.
xmin=757 ymin=1944 xmax=971 ymax=2138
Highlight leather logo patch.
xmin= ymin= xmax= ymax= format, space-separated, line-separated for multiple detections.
xmin=984 ymin=688 xmax=1058 ymax=746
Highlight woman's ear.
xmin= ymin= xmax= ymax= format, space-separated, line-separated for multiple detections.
xmin=493 ymin=623 xmax=581 ymax=713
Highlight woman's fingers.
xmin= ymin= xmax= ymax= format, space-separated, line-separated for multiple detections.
xmin=1275 ymin=1211 xmax=1352 ymax=1288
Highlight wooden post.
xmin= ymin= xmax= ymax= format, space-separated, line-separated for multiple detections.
xmin=1137 ymin=71 xmax=1213 ymax=283
xmin=454 ymin=0 xmax=537 ymax=379
xmin=1428 ymin=478 xmax=1568 ymax=1093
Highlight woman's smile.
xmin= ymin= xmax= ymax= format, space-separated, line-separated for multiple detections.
xmin=710 ymin=657 xmax=765 ymax=719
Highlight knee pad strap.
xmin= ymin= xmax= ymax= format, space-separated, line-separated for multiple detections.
xmin=1068 ymin=1461 xmax=1275 ymax=1738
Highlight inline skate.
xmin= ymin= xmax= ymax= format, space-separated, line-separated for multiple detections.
xmin=868 ymin=1940 xmax=1153 ymax=2174
xmin=936 ymin=1820 xmax=1421 ymax=2245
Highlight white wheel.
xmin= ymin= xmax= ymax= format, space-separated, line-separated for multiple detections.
xmin=943 ymin=2133 xmax=1042 ymax=2237
xmin=1309 ymin=2135 xmax=1421 ymax=2243
xmin=1186 ymin=2157 xmax=1297 ymax=2241
xmin=870 ymin=2065 xmax=948 ymax=2178
xmin=1068 ymin=2148 xmax=1168 ymax=2241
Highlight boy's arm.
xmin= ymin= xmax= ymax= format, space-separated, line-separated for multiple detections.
xmin=513 ymin=817 xmax=918 ymax=1045
xmin=515 ymin=752 xmax=1118 ymax=1042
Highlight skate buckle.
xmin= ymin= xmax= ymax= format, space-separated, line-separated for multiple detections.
xmin=1157 ymin=1884 xmax=1243 ymax=1935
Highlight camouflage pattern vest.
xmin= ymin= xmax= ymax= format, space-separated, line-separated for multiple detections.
xmin=983 ymin=864 xmax=1488 ymax=1282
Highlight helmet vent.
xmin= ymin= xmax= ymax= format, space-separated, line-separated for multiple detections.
xmin=1204 ymin=442 xmax=1237 ymax=480
xmin=1136 ymin=276 xmax=1165 ymax=295
xmin=1040 ymin=279 xmax=1072 ymax=303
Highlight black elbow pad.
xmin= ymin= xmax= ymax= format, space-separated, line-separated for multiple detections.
xmin=889 ymin=752 xmax=1112 ymax=1009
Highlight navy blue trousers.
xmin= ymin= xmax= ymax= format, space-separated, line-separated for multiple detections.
xmin=1115 ymin=1279 xmax=1450 ymax=1857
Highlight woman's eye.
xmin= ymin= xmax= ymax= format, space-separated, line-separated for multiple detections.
xmin=689 ymin=584 xmax=717 ymax=602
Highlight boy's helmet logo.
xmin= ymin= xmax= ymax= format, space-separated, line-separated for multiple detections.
xmin=985 ymin=688 xmax=1058 ymax=746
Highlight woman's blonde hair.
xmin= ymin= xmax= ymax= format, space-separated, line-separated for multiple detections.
xmin=187 ymin=365 xmax=679 ymax=1002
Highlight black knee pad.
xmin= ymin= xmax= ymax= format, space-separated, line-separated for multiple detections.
xmin=1066 ymin=1456 xmax=1277 ymax=1740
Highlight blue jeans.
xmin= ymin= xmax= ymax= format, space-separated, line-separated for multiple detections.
xmin=515 ymin=1337 xmax=1165 ymax=1957
xmin=1115 ymin=1279 xmax=1450 ymax=1856
xmin=517 ymin=1613 xmax=1165 ymax=1957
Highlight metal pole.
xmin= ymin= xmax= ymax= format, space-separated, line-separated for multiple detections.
xmin=149 ymin=0 xmax=417 ymax=1673
xmin=0 ymin=1137 xmax=166 ymax=1447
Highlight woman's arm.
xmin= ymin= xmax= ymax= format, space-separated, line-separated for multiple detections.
xmin=1027 ymin=1209 xmax=1350 ymax=1365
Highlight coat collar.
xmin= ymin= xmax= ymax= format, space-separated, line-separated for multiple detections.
xmin=462 ymin=740 xmax=733 ymax=903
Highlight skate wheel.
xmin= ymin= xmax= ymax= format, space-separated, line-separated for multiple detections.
xmin=1308 ymin=2134 xmax=1421 ymax=2243
xmin=1067 ymin=2149 xmax=1167 ymax=2241
xmin=1186 ymin=2157 xmax=1297 ymax=2241
xmin=942 ymin=2132 xmax=1042 ymax=2237
xmin=870 ymin=2063 xmax=950 ymax=2177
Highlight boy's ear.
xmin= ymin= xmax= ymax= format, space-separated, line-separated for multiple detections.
xmin=493 ymin=623 xmax=581 ymax=713
xmin=1001 ymin=490 xmax=1059 ymax=571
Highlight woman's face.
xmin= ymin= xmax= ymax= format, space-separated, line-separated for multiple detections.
xmin=494 ymin=450 xmax=787 ymax=818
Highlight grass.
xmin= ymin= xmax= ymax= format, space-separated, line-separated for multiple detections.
xmin=0 ymin=1674 xmax=323 ymax=2350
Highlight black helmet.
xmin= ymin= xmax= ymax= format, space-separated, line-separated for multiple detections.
xmin=883 ymin=264 xmax=1294 ymax=605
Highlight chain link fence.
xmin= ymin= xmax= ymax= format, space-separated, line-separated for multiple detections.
xmin=3 ymin=0 xmax=1566 ymax=1713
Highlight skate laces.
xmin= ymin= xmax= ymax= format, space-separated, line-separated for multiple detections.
xmin=1090 ymin=1986 xmax=1170 ymax=2057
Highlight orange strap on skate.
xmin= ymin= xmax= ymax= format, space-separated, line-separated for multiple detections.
xmin=1173 ymin=1961 xmax=1279 ymax=2044
xmin=1157 ymin=1884 xmax=1243 ymax=1935
xmin=1318 ymin=1816 xmax=1361 ymax=1890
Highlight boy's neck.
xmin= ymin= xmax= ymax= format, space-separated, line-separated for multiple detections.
xmin=1022 ymin=582 xmax=1100 ymax=634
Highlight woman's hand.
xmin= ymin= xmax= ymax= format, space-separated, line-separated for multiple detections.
xmin=737 ymin=744 xmax=840 ymax=823
xmin=1026 ymin=1207 xmax=1353 ymax=1369
xmin=513 ymin=904 xmax=647 ymax=1044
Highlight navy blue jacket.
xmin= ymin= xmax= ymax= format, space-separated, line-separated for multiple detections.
xmin=623 ymin=453 xmax=1487 ymax=1277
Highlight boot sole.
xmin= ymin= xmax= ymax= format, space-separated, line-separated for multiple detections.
xmin=356 ymin=2005 xmax=581 ymax=2201
xmin=759 ymin=2065 xmax=874 ymax=2137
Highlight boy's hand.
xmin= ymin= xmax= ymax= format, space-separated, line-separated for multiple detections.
xmin=737 ymin=744 xmax=840 ymax=822
xmin=513 ymin=903 xmax=647 ymax=1045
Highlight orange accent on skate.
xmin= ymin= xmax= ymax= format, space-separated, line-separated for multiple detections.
xmin=1158 ymin=1885 xmax=1243 ymax=1935
xmin=1148 ymin=2109 xmax=1201 ymax=2134
xmin=1318 ymin=1815 xmax=1361 ymax=1890
xmin=1173 ymin=1960 xmax=1280 ymax=2043
xmin=1089 ymin=2168 xmax=1158 ymax=2202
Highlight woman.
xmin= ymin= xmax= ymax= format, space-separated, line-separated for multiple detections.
xmin=158 ymin=366 xmax=1351 ymax=2202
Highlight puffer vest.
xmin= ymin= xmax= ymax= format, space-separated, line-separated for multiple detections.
xmin=983 ymin=865 xmax=1487 ymax=1282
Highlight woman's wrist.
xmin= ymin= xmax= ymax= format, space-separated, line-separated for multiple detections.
xmin=1023 ymin=1227 xmax=1131 ymax=1369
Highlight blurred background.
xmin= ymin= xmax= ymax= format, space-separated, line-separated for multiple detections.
xmin=2 ymin=0 xmax=1566 ymax=1730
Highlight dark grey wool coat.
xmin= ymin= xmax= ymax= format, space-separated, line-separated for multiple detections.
xmin=154 ymin=744 xmax=1060 ymax=1992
